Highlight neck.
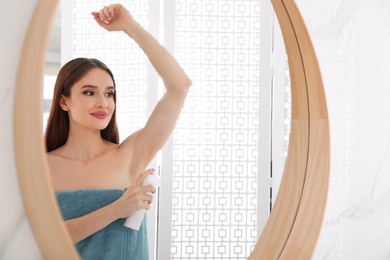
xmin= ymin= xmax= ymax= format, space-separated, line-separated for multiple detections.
xmin=61 ymin=126 xmax=112 ymax=162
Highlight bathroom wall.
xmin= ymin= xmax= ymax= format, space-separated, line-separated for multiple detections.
xmin=294 ymin=0 xmax=390 ymax=259
xmin=0 ymin=0 xmax=43 ymax=259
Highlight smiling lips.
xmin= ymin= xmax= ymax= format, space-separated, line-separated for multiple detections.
xmin=90 ymin=112 xmax=109 ymax=119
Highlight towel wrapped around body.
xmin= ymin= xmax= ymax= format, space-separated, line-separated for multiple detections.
xmin=56 ymin=189 xmax=149 ymax=260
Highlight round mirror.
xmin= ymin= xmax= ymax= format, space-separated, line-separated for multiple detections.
xmin=13 ymin=0 xmax=329 ymax=258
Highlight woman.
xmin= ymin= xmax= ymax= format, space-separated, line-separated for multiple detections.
xmin=46 ymin=3 xmax=191 ymax=259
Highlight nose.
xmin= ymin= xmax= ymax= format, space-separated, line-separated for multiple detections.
xmin=95 ymin=93 xmax=108 ymax=108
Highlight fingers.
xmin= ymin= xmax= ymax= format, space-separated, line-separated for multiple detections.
xmin=101 ymin=6 xmax=112 ymax=22
xmin=92 ymin=4 xmax=116 ymax=24
xmin=91 ymin=12 xmax=108 ymax=28
xmin=143 ymin=184 xmax=157 ymax=194
xmin=135 ymin=168 xmax=155 ymax=187
xmin=98 ymin=6 xmax=111 ymax=24
xmin=141 ymin=202 xmax=151 ymax=211
xmin=133 ymin=193 xmax=153 ymax=211
xmin=120 ymin=169 xmax=156 ymax=214
xmin=108 ymin=4 xmax=115 ymax=17
xmin=91 ymin=3 xmax=132 ymax=32
xmin=143 ymin=194 xmax=154 ymax=205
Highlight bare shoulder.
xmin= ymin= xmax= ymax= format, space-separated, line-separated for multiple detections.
xmin=46 ymin=148 xmax=66 ymax=166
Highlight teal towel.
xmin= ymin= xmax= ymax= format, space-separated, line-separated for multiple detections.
xmin=56 ymin=189 xmax=149 ymax=260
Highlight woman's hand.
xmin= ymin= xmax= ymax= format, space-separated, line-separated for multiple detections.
xmin=115 ymin=168 xmax=157 ymax=219
xmin=64 ymin=169 xmax=156 ymax=243
xmin=91 ymin=3 xmax=134 ymax=32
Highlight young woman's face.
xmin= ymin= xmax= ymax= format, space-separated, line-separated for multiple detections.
xmin=61 ymin=68 xmax=115 ymax=131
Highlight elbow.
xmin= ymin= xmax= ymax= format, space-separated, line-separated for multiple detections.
xmin=183 ymin=76 xmax=192 ymax=93
xmin=169 ymin=76 xmax=192 ymax=96
xmin=181 ymin=73 xmax=192 ymax=92
xmin=164 ymin=75 xmax=192 ymax=96
xmin=179 ymin=78 xmax=192 ymax=99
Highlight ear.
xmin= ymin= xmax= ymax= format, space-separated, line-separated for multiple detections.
xmin=59 ymin=95 xmax=69 ymax=111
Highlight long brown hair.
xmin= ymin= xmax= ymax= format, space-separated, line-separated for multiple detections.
xmin=45 ymin=58 xmax=119 ymax=152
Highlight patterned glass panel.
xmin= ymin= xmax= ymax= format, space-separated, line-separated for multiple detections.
xmin=171 ymin=0 xmax=262 ymax=258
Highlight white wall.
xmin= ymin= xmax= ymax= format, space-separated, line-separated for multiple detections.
xmin=295 ymin=0 xmax=390 ymax=259
xmin=0 ymin=1 xmax=43 ymax=259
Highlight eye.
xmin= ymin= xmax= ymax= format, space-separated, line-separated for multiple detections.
xmin=83 ymin=91 xmax=94 ymax=96
xmin=105 ymin=91 xmax=115 ymax=97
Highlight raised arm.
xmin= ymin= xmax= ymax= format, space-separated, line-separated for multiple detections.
xmin=92 ymin=4 xmax=192 ymax=169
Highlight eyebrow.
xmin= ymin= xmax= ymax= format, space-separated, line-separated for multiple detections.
xmin=81 ymin=85 xmax=115 ymax=90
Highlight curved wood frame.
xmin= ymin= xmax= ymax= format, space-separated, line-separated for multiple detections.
xmin=13 ymin=0 xmax=329 ymax=259
xmin=249 ymin=0 xmax=330 ymax=258
xmin=13 ymin=0 xmax=79 ymax=258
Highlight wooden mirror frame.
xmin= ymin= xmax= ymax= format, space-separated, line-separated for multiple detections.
xmin=13 ymin=0 xmax=330 ymax=259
